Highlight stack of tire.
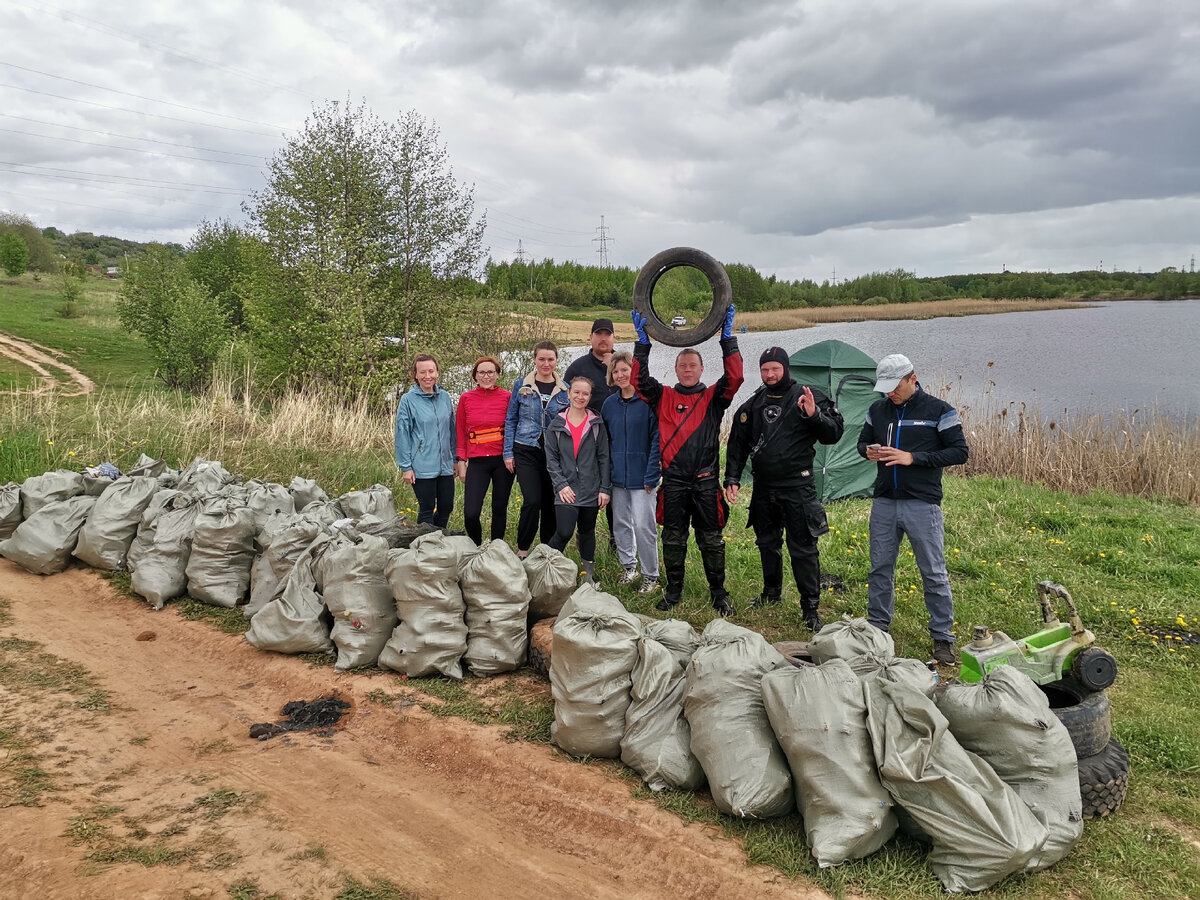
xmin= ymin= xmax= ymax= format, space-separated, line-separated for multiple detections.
xmin=1040 ymin=647 xmax=1128 ymax=818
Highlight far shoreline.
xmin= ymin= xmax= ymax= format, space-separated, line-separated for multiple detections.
xmin=544 ymin=296 xmax=1099 ymax=344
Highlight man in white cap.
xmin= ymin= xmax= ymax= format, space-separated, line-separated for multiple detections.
xmin=857 ymin=354 xmax=968 ymax=665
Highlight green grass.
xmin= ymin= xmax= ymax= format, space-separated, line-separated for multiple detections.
xmin=0 ymin=273 xmax=156 ymax=385
xmin=335 ymin=876 xmax=419 ymax=900
xmin=2 ymin=296 xmax=1198 ymax=899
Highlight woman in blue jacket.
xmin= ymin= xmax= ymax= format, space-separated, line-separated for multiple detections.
xmin=601 ymin=351 xmax=661 ymax=593
xmin=395 ymin=353 xmax=456 ymax=527
xmin=503 ymin=340 xmax=569 ymax=557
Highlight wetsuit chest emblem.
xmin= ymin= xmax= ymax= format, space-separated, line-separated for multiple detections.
xmin=763 ymin=405 xmax=782 ymax=423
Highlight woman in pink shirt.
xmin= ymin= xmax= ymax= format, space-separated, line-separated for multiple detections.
xmin=543 ymin=377 xmax=611 ymax=583
xmin=455 ymin=356 xmax=514 ymax=545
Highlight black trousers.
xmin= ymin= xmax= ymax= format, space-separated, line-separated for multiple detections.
xmin=750 ymin=485 xmax=825 ymax=604
xmin=411 ymin=474 xmax=455 ymax=528
xmin=463 ymin=455 xmax=515 ymax=545
xmin=660 ymin=475 xmax=728 ymax=600
xmin=549 ymin=505 xmax=599 ymax=561
xmin=513 ymin=443 xmax=557 ymax=552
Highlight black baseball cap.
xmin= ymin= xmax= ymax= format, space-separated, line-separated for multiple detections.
xmin=591 ymin=318 xmax=614 ymax=334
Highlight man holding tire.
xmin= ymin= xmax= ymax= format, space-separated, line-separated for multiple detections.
xmin=724 ymin=347 xmax=844 ymax=631
xmin=631 ymin=305 xmax=743 ymax=616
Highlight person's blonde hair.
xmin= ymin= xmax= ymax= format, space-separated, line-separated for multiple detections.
xmin=606 ymin=350 xmax=634 ymax=387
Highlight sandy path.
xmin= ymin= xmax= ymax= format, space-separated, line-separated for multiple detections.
xmin=0 ymin=560 xmax=826 ymax=900
xmin=0 ymin=332 xmax=95 ymax=396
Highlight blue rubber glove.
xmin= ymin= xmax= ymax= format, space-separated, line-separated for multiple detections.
xmin=721 ymin=303 xmax=736 ymax=340
xmin=631 ymin=309 xmax=650 ymax=344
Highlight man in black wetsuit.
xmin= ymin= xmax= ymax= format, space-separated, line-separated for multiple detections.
xmin=724 ymin=346 xmax=844 ymax=631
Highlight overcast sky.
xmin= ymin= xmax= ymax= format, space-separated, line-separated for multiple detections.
xmin=2 ymin=0 xmax=1197 ymax=282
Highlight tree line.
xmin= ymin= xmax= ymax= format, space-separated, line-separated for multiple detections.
xmin=483 ymin=258 xmax=1200 ymax=310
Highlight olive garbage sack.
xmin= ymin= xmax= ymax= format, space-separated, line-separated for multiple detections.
xmin=316 ymin=530 xmax=396 ymax=672
xmin=810 ymin=614 xmax=896 ymax=664
xmin=761 ymin=659 xmax=897 ymax=867
xmin=550 ymin=584 xmax=643 ymax=758
xmin=0 ymin=494 xmax=96 ymax=575
xmin=73 ymin=475 xmax=160 ymax=571
xmin=378 ymin=531 xmax=476 ymax=679
xmin=935 ymin=666 xmax=1083 ymax=871
xmin=864 ymin=679 xmax=1049 ymax=893
xmin=460 ymin=539 xmax=531 ymax=676
xmin=620 ymin=635 xmax=706 ymax=792
xmin=683 ymin=619 xmax=794 ymax=819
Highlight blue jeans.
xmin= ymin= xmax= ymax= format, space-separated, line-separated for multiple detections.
xmin=867 ymin=497 xmax=955 ymax=643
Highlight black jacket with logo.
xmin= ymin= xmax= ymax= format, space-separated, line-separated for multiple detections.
xmin=724 ymin=380 xmax=844 ymax=490
xmin=855 ymin=385 xmax=969 ymax=504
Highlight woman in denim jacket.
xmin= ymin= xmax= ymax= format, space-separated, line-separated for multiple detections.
xmin=503 ymin=340 xmax=569 ymax=557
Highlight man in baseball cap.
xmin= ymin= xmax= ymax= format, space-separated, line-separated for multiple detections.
xmin=872 ymin=353 xmax=915 ymax=393
xmin=858 ymin=353 xmax=969 ymax=666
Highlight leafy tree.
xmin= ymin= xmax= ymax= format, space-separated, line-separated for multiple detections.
xmin=0 ymin=231 xmax=29 ymax=277
xmin=117 ymin=245 xmax=231 ymax=391
xmin=0 ymin=213 xmax=56 ymax=272
xmin=244 ymin=100 xmax=488 ymax=400
xmin=185 ymin=219 xmax=257 ymax=327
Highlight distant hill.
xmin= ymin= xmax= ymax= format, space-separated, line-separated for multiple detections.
xmin=41 ymin=226 xmax=181 ymax=267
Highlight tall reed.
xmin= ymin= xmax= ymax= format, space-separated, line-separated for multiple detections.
xmin=957 ymin=397 xmax=1198 ymax=506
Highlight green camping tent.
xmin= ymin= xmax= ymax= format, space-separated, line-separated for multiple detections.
xmin=790 ymin=340 xmax=879 ymax=502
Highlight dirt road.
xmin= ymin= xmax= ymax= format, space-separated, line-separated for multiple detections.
xmin=0 ymin=332 xmax=95 ymax=396
xmin=0 ymin=560 xmax=826 ymax=900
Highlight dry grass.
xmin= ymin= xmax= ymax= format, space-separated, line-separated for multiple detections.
xmin=737 ymin=297 xmax=1085 ymax=330
xmin=961 ymin=403 xmax=1199 ymax=505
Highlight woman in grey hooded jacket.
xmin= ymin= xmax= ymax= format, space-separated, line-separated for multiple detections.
xmin=394 ymin=354 xmax=456 ymax=527
xmin=544 ymin=377 xmax=611 ymax=583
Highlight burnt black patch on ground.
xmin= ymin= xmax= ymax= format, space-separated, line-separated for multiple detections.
xmin=250 ymin=695 xmax=351 ymax=741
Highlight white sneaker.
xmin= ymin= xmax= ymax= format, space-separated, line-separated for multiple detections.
xmin=636 ymin=575 xmax=660 ymax=594
xmin=618 ymin=566 xmax=640 ymax=585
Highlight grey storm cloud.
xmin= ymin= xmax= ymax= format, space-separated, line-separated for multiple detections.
xmin=1 ymin=0 xmax=1196 ymax=275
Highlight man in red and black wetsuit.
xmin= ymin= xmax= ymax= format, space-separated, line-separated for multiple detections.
xmin=631 ymin=305 xmax=743 ymax=615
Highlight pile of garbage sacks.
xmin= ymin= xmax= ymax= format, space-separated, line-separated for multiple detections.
xmin=0 ymin=459 xmax=578 ymax=677
xmin=2 ymin=460 xmax=1083 ymax=891
xmin=551 ymin=591 xmax=1084 ymax=893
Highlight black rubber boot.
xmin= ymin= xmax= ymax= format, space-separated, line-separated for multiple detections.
xmin=710 ymin=590 xmax=734 ymax=617
xmin=696 ymin=530 xmax=727 ymax=595
xmin=800 ymin=599 xmax=823 ymax=632
xmin=661 ymin=527 xmax=688 ymax=599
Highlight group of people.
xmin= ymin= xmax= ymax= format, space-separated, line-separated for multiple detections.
xmin=394 ymin=308 xmax=969 ymax=662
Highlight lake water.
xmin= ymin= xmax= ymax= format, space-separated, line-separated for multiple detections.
xmin=569 ymin=300 xmax=1200 ymax=423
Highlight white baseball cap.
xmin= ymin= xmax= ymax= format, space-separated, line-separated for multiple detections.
xmin=873 ymin=354 xmax=915 ymax=393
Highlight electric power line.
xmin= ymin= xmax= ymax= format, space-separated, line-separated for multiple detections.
xmin=0 ymin=112 xmax=267 ymax=158
xmin=0 ymin=126 xmax=265 ymax=167
xmin=0 ymin=82 xmax=281 ymax=138
xmin=0 ymin=60 xmax=292 ymax=132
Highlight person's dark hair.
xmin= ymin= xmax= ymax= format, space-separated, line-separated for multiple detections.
xmin=410 ymin=353 xmax=439 ymax=381
xmin=471 ymin=355 xmax=502 ymax=381
xmin=533 ymin=340 xmax=558 ymax=357
xmin=675 ymin=348 xmax=703 ymax=365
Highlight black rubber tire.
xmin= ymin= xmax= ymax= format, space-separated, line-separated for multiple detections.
xmin=1040 ymin=678 xmax=1112 ymax=759
xmin=632 ymin=246 xmax=732 ymax=347
xmin=1072 ymin=647 xmax=1118 ymax=691
xmin=1078 ymin=737 xmax=1130 ymax=819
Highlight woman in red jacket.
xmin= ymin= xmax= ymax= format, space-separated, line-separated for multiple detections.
xmin=455 ymin=356 xmax=514 ymax=545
